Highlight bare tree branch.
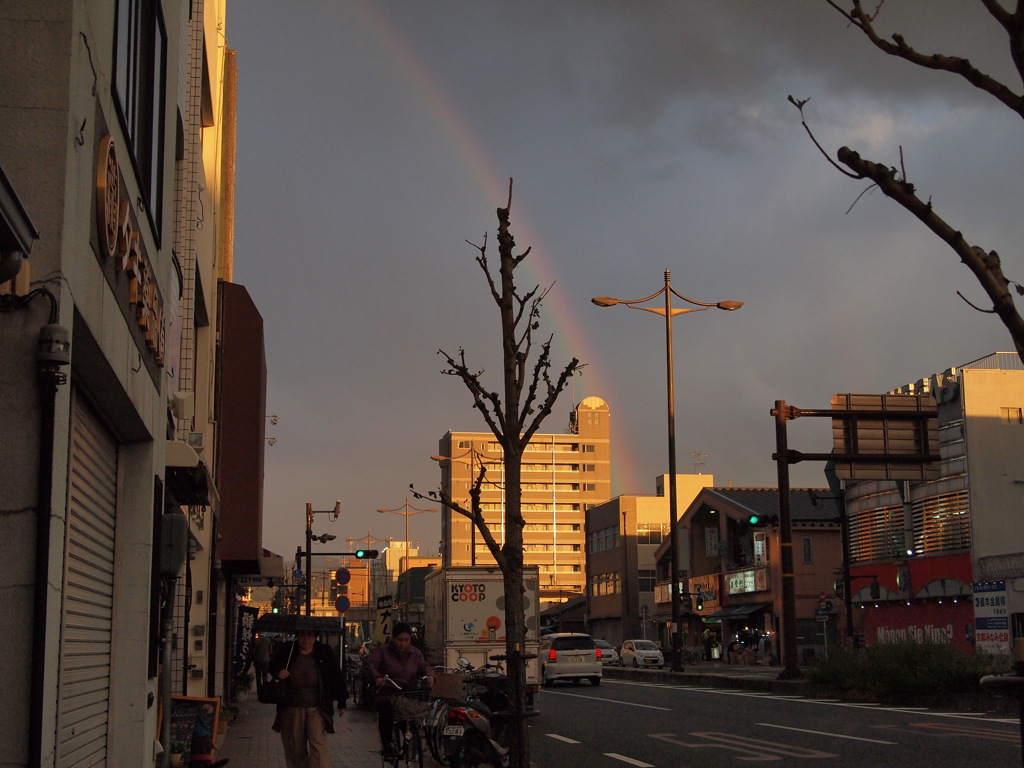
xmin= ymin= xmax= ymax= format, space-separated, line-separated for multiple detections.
xmin=836 ymin=146 xmax=1024 ymax=359
xmin=826 ymin=0 xmax=1024 ymax=117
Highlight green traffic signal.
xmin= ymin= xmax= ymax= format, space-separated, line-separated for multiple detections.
xmin=354 ymin=549 xmax=379 ymax=559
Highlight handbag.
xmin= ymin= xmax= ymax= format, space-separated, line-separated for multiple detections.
xmin=257 ymin=642 xmax=295 ymax=705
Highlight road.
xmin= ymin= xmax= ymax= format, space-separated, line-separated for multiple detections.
xmin=527 ymin=677 xmax=1020 ymax=767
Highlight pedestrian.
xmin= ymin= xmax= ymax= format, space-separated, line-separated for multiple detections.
xmin=254 ymin=632 xmax=272 ymax=695
xmin=270 ymin=629 xmax=347 ymax=768
xmin=364 ymin=622 xmax=433 ymax=759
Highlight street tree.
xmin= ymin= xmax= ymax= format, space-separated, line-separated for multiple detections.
xmin=794 ymin=1 xmax=1024 ymax=362
xmin=414 ymin=179 xmax=580 ymax=768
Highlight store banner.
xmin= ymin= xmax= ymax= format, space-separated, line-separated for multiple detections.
xmin=234 ymin=605 xmax=259 ymax=676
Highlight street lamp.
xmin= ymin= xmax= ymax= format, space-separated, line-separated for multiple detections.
xmin=593 ymin=269 xmax=741 ymax=671
xmin=378 ymin=499 xmax=437 ymax=621
xmin=347 ymin=531 xmax=391 ymax=614
xmin=432 ymin=448 xmax=503 ymax=566
xmin=304 ymin=501 xmax=340 ymax=615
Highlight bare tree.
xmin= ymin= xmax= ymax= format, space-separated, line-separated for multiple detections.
xmin=414 ymin=179 xmax=580 ymax=768
xmin=794 ymin=0 xmax=1024 ymax=362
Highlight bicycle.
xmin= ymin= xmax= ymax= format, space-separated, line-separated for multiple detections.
xmin=377 ymin=675 xmax=431 ymax=768
xmin=424 ymin=666 xmax=472 ymax=766
xmin=678 ymin=648 xmax=703 ymax=665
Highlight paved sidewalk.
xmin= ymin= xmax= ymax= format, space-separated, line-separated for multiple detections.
xmin=215 ymin=700 xmax=387 ymax=768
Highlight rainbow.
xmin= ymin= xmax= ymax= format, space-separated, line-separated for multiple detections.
xmin=352 ymin=2 xmax=648 ymax=495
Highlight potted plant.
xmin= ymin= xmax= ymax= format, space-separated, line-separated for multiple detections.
xmin=232 ymin=671 xmax=253 ymax=702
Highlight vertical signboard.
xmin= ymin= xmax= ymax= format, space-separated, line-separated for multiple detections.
xmin=973 ymin=580 xmax=1010 ymax=655
xmin=373 ymin=594 xmax=394 ymax=645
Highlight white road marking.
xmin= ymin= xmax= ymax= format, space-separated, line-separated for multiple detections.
xmin=756 ymin=722 xmax=897 ymax=744
xmin=541 ymin=690 xmax=672 ymax=710
xmin=603 ymin=678 xmax=1016 ymax=723
xmin=605 ymin=752 xmax=654 ymax=767
xmin=545 ymin=733 xmax=580 ymax=744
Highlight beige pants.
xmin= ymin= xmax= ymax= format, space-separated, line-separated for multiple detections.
xmin=279 ymin=706 xmax=330 ymax=768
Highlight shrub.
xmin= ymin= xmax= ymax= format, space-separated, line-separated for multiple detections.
xmin=806 ymin=642 xmax=1006 ymax=704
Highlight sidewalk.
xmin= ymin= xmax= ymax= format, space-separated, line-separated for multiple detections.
xmin=215 ymin=700 xmax=385 ymax=768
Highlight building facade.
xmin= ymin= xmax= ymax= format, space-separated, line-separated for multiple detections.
xmin=655 ymin=487 xmax=842 ymax=661
xmin=585 ymin=474 xmax=714 ymax=645
xmin=844 ymin=353 xmax=1024 ymax=654
xmin=437 ymin=396 xmax=611 ymax=600
xmin=0 ymin=3 xmax=269 ymax=766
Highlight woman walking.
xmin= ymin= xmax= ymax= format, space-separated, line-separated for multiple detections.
xmin=270 ymin=629 xmax=347 ymax=768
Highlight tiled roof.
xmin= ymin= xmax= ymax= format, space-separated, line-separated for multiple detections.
xmin=689 ymin=487 xmax=841 ymax=526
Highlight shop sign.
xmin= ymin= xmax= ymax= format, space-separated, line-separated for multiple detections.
xmin=726 ymin=567 xmax=769 ymax=595
xmin=689 ymin=574 xmax=720 ymax=613
xmin=95 ymin=135 xmax=165 ymax=367
xmin=973 ymin=580 xmax=1010 ymax=655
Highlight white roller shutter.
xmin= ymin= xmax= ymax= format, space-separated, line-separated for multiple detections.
xmin=56 ymin=393 xmax=118 ymax=767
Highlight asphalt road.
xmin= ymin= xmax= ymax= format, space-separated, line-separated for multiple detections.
xmin=527 ymin=677 xmax=1021 ymax=767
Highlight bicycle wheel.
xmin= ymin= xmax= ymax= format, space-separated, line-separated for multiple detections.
xmin=407 ymin=720 xmax=424 ymax=768
xmin=427 ymin=702 xmax=450 ymax=766
xmin=383 ymin=722 xmax=401 ymax=768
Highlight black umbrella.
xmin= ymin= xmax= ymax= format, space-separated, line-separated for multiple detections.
xmin=254 ymin=613 xmax=345 ymax=635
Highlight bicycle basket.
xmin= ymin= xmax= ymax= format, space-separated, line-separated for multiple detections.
xmin=430 ymin=673 xmax=464 ymax=700
xmin=393 ymin=693 xmax=433 ymax=721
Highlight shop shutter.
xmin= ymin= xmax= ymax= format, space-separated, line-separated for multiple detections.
xmin=56 ymin=393 xmax=118 ymax=767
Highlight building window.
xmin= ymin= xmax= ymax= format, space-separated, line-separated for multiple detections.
xmin=802 ymin=537 xmax=813 ymax=564
xmin=113 ymin=0 xmax=167 ymax=236
xmin=638 ymin=570 xmax=656 ymax=592
xmin=1001 ymin=407 xmax=1023 ymax=424
xmin=583 ymin=483 xmax=596 ymax=492
xmin=587 ymin=525 xmax=619 ymax=553
xmin=582 ymin=444 xmax=596 ymax=453
xmin=636 ymin=523 xmax=669 ymax=545
xmin=590 ymin=571 xmax=620 ymax=596
xmin=583 ymin=464 xmax=596 ymax=473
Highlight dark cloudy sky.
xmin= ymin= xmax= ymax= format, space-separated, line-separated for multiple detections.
xmin=226 ymin=1 xmax=1022 ymax=560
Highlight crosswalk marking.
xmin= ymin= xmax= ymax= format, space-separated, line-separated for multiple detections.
xmin=605 ymin=752 xmax=654 ymax=767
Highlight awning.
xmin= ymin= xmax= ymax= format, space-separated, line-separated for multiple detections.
xmin=702 ymin=603 xmax=770 ymax=620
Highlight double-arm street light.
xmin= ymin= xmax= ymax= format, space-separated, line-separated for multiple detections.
xmin=432 ymin=448 xmax=504 ymax=566
xmin=304 ymin=501 xmax=340 ymax=615
xmin=593 ymin=269 xmax=741 ymax=671
xmin=377 ymin=498 xmax=437 ymax=576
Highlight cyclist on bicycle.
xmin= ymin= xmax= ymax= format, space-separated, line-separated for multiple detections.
xmin=365 ymin=622 xmax=433 ymax=758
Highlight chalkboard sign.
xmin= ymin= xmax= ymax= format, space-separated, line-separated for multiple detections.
xmin=169 ymin=696 xmax=221 ymax=766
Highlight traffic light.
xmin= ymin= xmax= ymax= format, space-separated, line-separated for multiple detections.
xmin=745 ymin=513 xmax=778 ymax=528
xmin=833 ymin=577 xmax=845 ymax=600
xmin=695 ymin=595 xmax=704 ymax=611
xmin=682 ymin=595 xmax=693 ymax=612
xmin=354 ymin=549 xmax=379 ymax=559
xmin=869 ymin=580 xmax=881 ymax=600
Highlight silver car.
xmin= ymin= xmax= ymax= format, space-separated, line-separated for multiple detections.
xmin=593 ymin=638 xmax=620 ymax=666
xmin=539 ymin=633 xmax=602 ymax=686
xmin=619 ymin=639 xmax=664 ymax=668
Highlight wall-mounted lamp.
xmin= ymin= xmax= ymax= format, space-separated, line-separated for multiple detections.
xmin=37 ymin=323 xmax=71 ymax=366
xmin=265 ymin=437 xmax=277 ymax=446
xmin=267 ymin=414 xmax=279 ymax=425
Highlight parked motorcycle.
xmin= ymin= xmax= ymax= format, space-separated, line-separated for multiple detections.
xmin=441 ymin=656 xmax=515 ymax=768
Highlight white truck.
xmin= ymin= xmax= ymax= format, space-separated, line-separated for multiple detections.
xmin=423 ymin=565 xmax=542 ymax=705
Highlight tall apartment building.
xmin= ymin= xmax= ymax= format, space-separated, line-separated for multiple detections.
xmin=437 ymin=396 xmax=611 ymax=600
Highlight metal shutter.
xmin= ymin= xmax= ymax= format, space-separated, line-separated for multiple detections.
xmin=56 ymin=393 xmax=118 ymax=767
